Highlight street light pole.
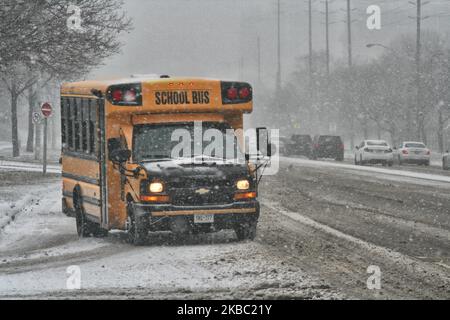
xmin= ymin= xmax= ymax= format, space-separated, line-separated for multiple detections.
xmin=415 ymin=0 xmax=423 ymax=141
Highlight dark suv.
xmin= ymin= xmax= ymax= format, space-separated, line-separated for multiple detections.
xmin=312 ymin=135 xmax=344 ymax=161
xmin=286 ymin=134 xmax=313 ymax=158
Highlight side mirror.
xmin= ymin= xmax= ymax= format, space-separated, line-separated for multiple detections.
xmin=256 ymin=127 xmax=272 ymax=158
xmin=110 ymin=149 xmax=131 ymax=164
xmin=355 ymin=146 xmax=360 ymax=150
xmin=108 ymin=138 xmax=131 ymax=164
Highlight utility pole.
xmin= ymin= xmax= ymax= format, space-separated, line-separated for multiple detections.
xmin=276 ymin=0 xmax=281 ymax=91
xmin=346 ymin=0 xmax=352 ymax=67
xmin=410 ymin=0 xmax=429 ymax=141
xmin=257 ymin=36 xmax=261 ymax=84
xmin=324 ymin=0 xmax=330 ymax=76
xmin=308 ymin=0 xmax=313 ymax=80
xmin=344 ymin=0 xmax=355 ymax=149
xmin=239 ymin=56 xmax=244 ymax=80
xmin=415 ymin=0 xmax=423 ymax=141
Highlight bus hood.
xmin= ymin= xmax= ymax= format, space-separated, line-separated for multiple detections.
xmin=139 ymin=159 xmax=250 ymax=181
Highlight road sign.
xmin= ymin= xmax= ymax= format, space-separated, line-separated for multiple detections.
xmin=41 ymin=102 xmax=52 ymax=118
xmin=39 ymin=102 xmax=52 ymax=176
xmin=32 ymin=112 xmax=42 ymax=124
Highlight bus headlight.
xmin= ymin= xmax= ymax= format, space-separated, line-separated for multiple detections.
xmin=149 ymin=182 xmax=164 ymax=193
xmin=236 ymin=179 xmax=250 ymax=190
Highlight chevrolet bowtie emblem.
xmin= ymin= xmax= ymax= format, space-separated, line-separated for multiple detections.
xmin=195 ymin=188 xmax=211 ymax=195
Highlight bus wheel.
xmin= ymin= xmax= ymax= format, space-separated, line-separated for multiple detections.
xmin=234 ymin=222 xmax=257 ymax=241
xmin=75 ymin=202 xmax=91 ymax=238
xmin=126 ymin=202 xmax=148 ymax=246
xmin=92 ymin=226 xmax=108 ymax=238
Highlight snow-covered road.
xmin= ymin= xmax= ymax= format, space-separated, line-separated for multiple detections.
xmin=0 ymin=175 xmax=339 ymax=299
xmin=0 ymin=159 xmax=448 ymax=299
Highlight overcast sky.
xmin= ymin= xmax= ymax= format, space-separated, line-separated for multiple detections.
xmin=92 ymin=0 xmax=450 ymax=85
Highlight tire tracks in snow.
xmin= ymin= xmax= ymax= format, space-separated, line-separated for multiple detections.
xmin=262 ymin=201 xmax=450 ymax=292
xmin=0 ymin=189 xmax=54 ymax=231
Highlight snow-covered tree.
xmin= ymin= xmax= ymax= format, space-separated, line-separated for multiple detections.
xmin=0 ymin=0 xmax=132 ymax=157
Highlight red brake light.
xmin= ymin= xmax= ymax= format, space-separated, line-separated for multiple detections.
xmin=426 ymin=150 xmax=431 ymax=155
xmin=221 ymin=82 xmax=252 ymax=104
xmin=227 ymin=88 xmax=238 ymax=100
xmin=239 ymin=87 xmax=250 ymax=99
xmin=402 ymin=150 xmax=409 ymax=155
xmin=112 ymin=89 xmax=123 ymax=102
xmin=107 ymin=83 xmax=143 ymax=106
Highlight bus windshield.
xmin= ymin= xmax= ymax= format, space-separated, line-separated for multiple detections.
xmin=133 ymin=122 xmax=245 ymax=163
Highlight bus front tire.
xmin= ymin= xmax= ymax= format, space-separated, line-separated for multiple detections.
xmin=127 ymin=202 xmax=148 ymax=246
xmin=234 ymin=222 xmax=257 ymax=241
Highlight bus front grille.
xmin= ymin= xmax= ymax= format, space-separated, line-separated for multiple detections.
xmin=170 ymin=188 xmax=234 ymax=206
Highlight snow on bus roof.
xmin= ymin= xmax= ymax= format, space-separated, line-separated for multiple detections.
xmin=61 ymin=76 xmax=223 ymax=95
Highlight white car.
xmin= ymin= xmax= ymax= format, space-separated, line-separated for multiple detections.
xmin=354 ymin=140 xmax=394 ymax=166
xmin=397 ymin=141 xmax=430 ymax=166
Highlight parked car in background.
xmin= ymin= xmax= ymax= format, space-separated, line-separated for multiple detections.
xmin=443 ymin=151 xmax=450 ymax=170
xmin=312 ymin=135 xmax=344 ymax=161
xmin=278 ymin=136 xmax=291 ymax=156
xmin=397 ymin=142 xmax=431 ymax=166
xmin=287 ymin=134 xmax=313 ymax=158
xmin=354 ymin=140 xmax=394 ymax=166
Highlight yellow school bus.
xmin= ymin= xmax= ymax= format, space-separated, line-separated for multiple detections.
xmin=60 ymin=75 xmax=267 ymax=245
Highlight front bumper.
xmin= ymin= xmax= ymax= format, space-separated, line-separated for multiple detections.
xmin=132 ymin=201 xmax=260 ymax=231
xmin=400 ymin=155 xmax=430 ymax=163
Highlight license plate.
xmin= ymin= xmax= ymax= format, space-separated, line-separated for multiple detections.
xmin=415 ymin=151 xmax=421 ymax=154
xmin=194 ymin=214 xmax=214 ymax=224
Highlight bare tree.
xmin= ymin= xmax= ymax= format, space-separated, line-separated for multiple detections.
xmin=0 ymin=0 xmax=132 ymax=157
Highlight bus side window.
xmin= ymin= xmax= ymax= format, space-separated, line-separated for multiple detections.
xmin=75 ymin=98 xmax=82 ymax=152
xmin=89 ymin=101 xmax=98 ymax=158
xmin=67 ymin=98 xmax=74 ymax=150
xmin=82 ymin=99 xmax=89 ymax=153
xmin=61 ymin=98 xmax=67 ymax=148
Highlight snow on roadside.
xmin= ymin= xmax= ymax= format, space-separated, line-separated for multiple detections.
xmin=0 ymin=194 xmax=36 ymax=230
xmin=0 ymin=142 xmax=10 ymax=152
xmin=0 ymin=160 xmax=60 ymax=174
xmin=0 ymin=182 xmax=71 ymax=253
xmin=281 ymin=157 xmax=450 ymax=187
